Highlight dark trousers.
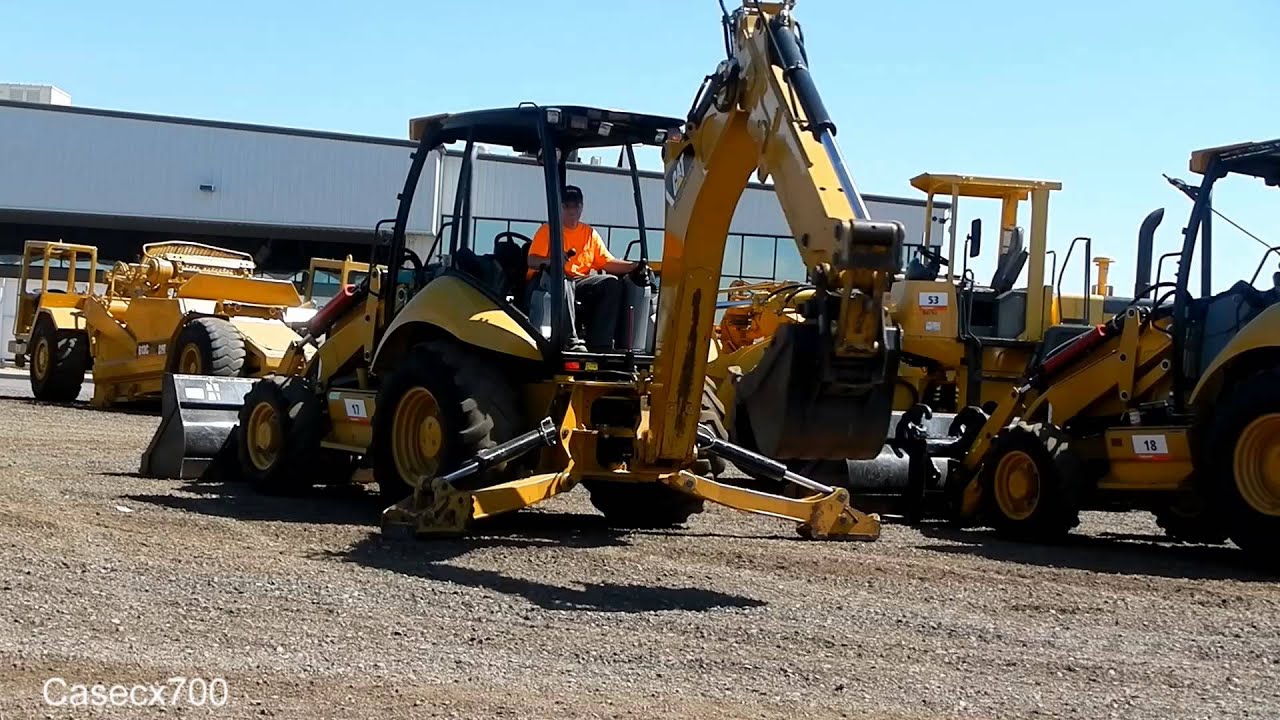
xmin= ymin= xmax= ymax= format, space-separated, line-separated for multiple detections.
xmin=570 ymin=273 xmax=627 ymax=351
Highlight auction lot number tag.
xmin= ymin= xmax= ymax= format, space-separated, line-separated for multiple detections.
xmin=919 ymin=292 xmax=948 ymax=313
xmin=1131 ymin=434 xmax=1169 ymax=458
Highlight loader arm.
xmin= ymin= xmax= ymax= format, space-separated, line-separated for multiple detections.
xmin=646 ymin=1 xmax=903 ymax=463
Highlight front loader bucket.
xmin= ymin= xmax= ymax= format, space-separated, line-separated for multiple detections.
xmin=139 ymin=373 xmax=256 ymax=480
xmin=735 ymin=322 xmax=899 ymax=461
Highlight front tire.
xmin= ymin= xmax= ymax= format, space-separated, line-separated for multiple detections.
xmin=28 ymin=315 xmax=88 ymax=402
xmin=236 ymin=376 xmax=342 ymax=495
xmin=371 ymin=339 xmax=520 ymax=505
xmin=981 ymin=422 xmax=1082 ymax=542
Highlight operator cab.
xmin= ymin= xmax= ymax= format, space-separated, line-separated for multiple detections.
xmin=907 ymin=173 xmax=1063 ymax=346
xmin=1174 ymin=139 xmax=1280 ymax=387
xmin=387 ymin=105 xmax=682 ymax=373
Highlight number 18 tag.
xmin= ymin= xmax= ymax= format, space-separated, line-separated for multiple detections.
xmin=1131 ymin=434 xmax=1169 ymax=458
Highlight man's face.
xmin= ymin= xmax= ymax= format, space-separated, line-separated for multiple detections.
xmin=561 ymin=201 xmax=583 ymax=228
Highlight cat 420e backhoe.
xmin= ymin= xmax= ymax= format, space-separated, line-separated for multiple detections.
xmin=895 ymin=139 xmax=1280 ymax=562
xmin=142 ymin=0 xmax=908 ymax=540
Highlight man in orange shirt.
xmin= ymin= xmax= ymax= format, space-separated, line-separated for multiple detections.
xmin=526 ymin=185 xmax=639 ymax=351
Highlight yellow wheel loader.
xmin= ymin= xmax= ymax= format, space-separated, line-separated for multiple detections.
xmin=10 ymin=240 xmax=330 ymax=408
xmin=898 ymin=139 xmax=1280 ymax=561
xmin=150 ymin=1 xmax=910 ymax=540
xmin=708 ymin=173 xmax=1151 ymax=520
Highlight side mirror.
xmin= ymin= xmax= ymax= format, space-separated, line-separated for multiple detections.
xmin=968 ymin=218 xmax=982 ymax=258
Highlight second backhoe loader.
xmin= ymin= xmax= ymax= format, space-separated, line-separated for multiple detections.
xmin=895 ymin=139 xmax=1280 ymax=562
xmin=148 ymin=0 xmax=907 ymax=540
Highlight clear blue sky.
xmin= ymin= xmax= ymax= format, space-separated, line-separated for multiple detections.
xmin=4 ymin=0 xmax=1276 ymax=293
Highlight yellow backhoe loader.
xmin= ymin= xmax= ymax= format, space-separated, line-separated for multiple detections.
xmin=897 ymin=139 xmax=1280 ymax=560
xmin=10 ymin=240 xmax=329 ymax=408
xmin=143 ymin=0 xmax=908 ymax=540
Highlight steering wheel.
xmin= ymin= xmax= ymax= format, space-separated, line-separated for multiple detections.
xmin=402 ymin=247 xmax=424 ymax=275
xmin=917 ymin=246 xmax=949 ymax=267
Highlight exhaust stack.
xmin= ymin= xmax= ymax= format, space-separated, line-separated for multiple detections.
xmin=1135 ymin=208 xmax=1163 ymax=297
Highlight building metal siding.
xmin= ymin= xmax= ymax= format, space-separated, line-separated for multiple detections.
xmin=0 ymin=102 xmax=440 ymax=235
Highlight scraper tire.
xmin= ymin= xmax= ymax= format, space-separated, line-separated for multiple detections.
xmin=28 ymin=315 xmax=88 ymax=403
xmin=237 ymin=376 xmax=327 ymax=496
xmin=172 ymin=317 xmax=247 ymax=377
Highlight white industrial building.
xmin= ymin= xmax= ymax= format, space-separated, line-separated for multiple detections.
xmin=0 ymin=99 xmax=948 ymax=361
xmin=0 ymin=83 xmax=71 ymax=106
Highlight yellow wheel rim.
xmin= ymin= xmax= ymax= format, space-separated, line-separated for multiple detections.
xmin=392 ymin=387 xmax=446 ymax=483
xmin=33 ymin=337 xmax=50 ymax=382
xmin=246 ymin=401 xmax=282 ymax=472
xmin=994 ymin=450 xmax=1041 ymax=521
xmin=179 ymin=344 xmax=204 ymax=374
xmin=1234 ymin=413 xmax=1280 ymax=517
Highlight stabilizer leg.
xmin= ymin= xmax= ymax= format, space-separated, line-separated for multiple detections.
xmin=662 ymin=471 xmax=881 ymax=540
xmin=380 ymin=418 xmax=562 ymax=538
xmin=688 ymin=425 xmax=881 ymax=540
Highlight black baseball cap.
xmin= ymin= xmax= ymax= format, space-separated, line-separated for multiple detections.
xmin=562 ymin=185 xmax=584 ymax=204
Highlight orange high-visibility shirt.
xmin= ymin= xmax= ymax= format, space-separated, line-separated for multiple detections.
xmin=527 ymin=222 xmax=616 ymax=279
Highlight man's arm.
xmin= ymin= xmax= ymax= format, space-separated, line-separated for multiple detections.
xmin=602 ymin=258 xmax=639 ymax=274
xmin=526 ymin=225 xmax=551 ymax=270
xmin=589 ymin=230 xmax=638 ymax=275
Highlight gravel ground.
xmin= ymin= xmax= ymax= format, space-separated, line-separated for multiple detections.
xmin=0 ymin=379 xmax=1277 ymax=719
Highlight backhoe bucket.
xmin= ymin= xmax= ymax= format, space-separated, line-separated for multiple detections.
xmin=139 ymin=373 xmax=256 ymax=479
xmin=735 ymin=322 xmax=899 ymax=461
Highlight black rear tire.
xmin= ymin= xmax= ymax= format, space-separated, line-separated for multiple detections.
xmin=28 ymin=315 xmax=88 ymax=403
xmin=583 ymin=480 xmax=705 ymax=529
xmin=1204 ymin=369 xmax=1280 ymax=563
xmin=371 ymin=339 xmax=520 ymax=505
xmin=696 ymin=377 xmax=729 ymax=478
xmin=172 ymin=317 xmax=247 ymax=377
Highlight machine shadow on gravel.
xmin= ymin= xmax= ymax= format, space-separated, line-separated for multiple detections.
xmin=121 ymin=478 xmax=387 ymax=527
xmin=914 ymin=523 xmax=1277 ymax=581
xmin=324 ymin=513 xmax=767 ymax=613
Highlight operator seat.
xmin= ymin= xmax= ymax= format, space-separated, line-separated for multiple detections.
xmin=492 ymin=236 xmax=531 ymax=304
xmin=989 ymin=227 xmax=1028 ymax=294
xmin=452 ymin=248 xmax=507 ymax=296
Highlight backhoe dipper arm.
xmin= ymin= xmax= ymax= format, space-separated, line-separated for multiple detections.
xmin=646 ymin=1 xmax=904 ymax=464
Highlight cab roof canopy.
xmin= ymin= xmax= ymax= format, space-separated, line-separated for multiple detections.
xmin=1190 ymin=139 xmax=1280 ymax=185
xmin=408 ymin=105 xmax=683 ymax=155
xmin=909 ymin=173 xmax=1062 ymax=200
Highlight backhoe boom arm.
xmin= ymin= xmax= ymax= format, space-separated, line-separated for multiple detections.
xmin=647 ymin=1 xmax=903 ymax=463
